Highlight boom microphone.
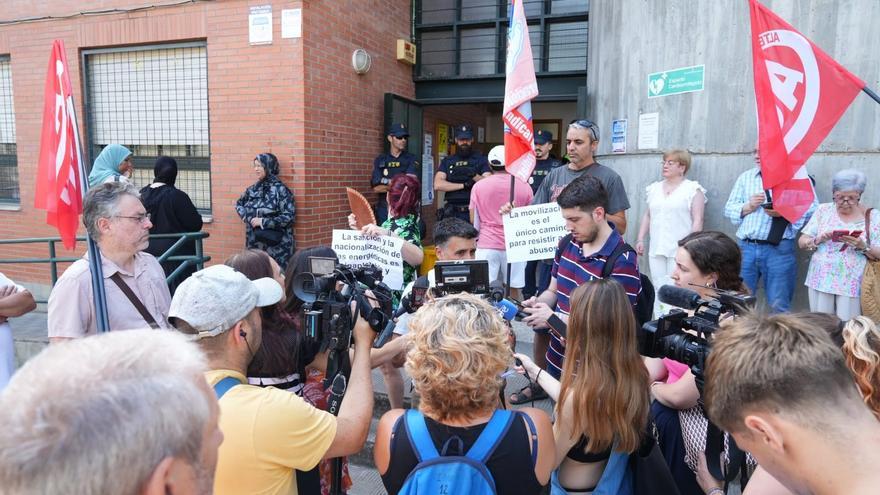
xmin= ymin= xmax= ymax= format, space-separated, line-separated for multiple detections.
xmin=373 ymin=276 xmax=430 ymax=348
xmin=658 ymin=285 xmax=703 ymax=310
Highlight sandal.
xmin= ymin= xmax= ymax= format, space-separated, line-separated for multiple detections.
xmin=508 ymin=382 xmax=549 ymax=405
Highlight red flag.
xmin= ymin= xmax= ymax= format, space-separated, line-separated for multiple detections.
xmin=503 ymin=0 xmax=539 ymax=182
xmin=749 ymin=0 xmax=865 ymax=222
xmin=35 ymin=40 xmax=86 ymax=250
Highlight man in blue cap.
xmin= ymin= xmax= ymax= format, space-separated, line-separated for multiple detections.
xmin=371 ymin=123 xmax=419 ymax=224
xmin=434 ymin=124 xmax=491 ymax=222
xmin=522 ymin=129 xmax=563 ymax=299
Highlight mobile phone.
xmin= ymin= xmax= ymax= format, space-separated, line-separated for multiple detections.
xmin=832 ymin=230 xmax=863 ymax=242
xmin=760 ymin=202 xmax=773 ymax=209
xmin=547 ymin=314 xmax=567 ymax=340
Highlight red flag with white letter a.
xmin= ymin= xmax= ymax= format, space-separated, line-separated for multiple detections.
xmin=35 ymin=40 xmax=86 ymax=250
xmin=749 ymin=0 xmax=865 ymax=222
xmin=503 ymin=0 xmax=539 ymax=182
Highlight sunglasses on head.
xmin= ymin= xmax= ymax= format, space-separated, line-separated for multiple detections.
xmin=569 ymin=119 xmax=599 ymax=141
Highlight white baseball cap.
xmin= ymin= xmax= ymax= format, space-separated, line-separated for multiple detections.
xmin=488 ymin=145 xmax=505 ymax=167
xmin=169 ymin=264 xmax=283 ymax=340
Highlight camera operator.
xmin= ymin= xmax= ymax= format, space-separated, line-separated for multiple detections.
xmin=515 ymin=279 xmax=651 ymax=494
xmin=374 ymin=293 xmax=555 ymax=494
xmin=643 ymin=231 xmax=749 ymax=495
xmin=704 ymin=312 xmax=880 ymax=495
xmin=390 ymin=218 xmax=479 ymax=338
xmin=169 ymin=264 xmax=375 ymax=495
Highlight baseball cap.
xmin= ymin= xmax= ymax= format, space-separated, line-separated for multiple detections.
xmin=454 ymin=124 xmax=474 ymax=140
xmin=388 ymin=123 xmax=409 ymax=138
xmin=534 ymin=129 xmax=553 ymax=145
xmin=488 ymin=145 xmax=505 ymax=167
xmin=169 ymin=264 xmax=283 ymax=340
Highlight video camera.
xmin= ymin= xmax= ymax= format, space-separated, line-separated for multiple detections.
xmin=291 ymin=257 xmax=393 ymax=353
xmin=431 ymin=260 xmax=528 ymax=322
xmin=638 ymin=285 xmax=756 ymax=388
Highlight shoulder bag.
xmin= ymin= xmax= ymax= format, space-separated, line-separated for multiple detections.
xmin=860 ymin=208 xmax=880 ymax=322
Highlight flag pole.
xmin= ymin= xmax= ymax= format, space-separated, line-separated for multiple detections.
xmin=64 ymin=55 xmax=110 ymax=333
xmin=862 ymin=87 xmax=880 ymax=105
xmin=505 ymin=176 xmax=515 ymax=299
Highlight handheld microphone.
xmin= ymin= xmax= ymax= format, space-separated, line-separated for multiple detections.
xmin=658 ymin=285 xmax=703 ymax=310
xmin=373 ymin=276 xmax=430 ymax=348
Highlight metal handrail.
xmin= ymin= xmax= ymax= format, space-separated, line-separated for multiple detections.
xmin=0 ymin=232 xmax=211 ymax=293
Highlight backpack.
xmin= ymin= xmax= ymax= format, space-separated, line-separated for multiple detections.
xmin=557 ymin=233 xmax=655 ymax=327
xmin=398 ymin=409 xmax=524 ymax=494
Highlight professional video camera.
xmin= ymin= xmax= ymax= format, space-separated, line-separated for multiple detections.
xmin=638 ymin=285 xmax=756 ymax=388
xmin=291 ymin=257 xmax=393 ymax=353
xmin=431 ymin=260 xmax=528 ymax=322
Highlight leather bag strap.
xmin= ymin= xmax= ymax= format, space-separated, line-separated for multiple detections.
xmin=109 ymin=272 xmax=160 ymax=329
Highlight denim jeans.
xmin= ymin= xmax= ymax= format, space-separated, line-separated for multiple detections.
xmin=739 ymin=239 xmax=797 ymax=312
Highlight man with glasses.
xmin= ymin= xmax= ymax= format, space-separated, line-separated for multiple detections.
xmin=48 ymin=182 xmax=173 ymax=340
xmin=723 ymin=151 xmax=818 ymax=312
xmin=372 ymin=123 xmax=419 ymax=224
xmin=505 ymin=119 xmax=631 ymax=404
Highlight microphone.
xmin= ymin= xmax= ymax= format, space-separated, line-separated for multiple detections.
xmin=658 ymin=285 xmax=703 ymax=310
xmin=373 ymin=276 xmax=430 ymax=348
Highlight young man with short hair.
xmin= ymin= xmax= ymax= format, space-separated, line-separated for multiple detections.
xmin=705 ymin=312 xmax=880 ymax=495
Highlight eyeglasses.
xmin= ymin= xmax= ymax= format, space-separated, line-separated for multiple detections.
xmin=393 ymin=135 xmax=408 ymax=140
xmin=569 ymin=119 xmax=599 ymax=141
xmin=661 ymin=160 xmax=681 ymax=166
xmin=833 ymin=194 xmax=861 ymax=205
xmin=115 ymin=213 xmax=151 ymax=224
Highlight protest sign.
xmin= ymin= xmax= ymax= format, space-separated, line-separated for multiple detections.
xmin=502 ymin=204 xmax=567 ymax=263
xmin=331 ymin=230 xmax=405 ymax=290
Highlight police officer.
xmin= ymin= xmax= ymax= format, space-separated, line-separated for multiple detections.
xmin=434 ymin=124 xmax=491 ymax=223
xmin=529 ymin=129 xmax=562 ymax=194
xmin=522 ymin=129 xmax=563 ymax=299
xmin=372 ymin=123 xmax=419 ymax=225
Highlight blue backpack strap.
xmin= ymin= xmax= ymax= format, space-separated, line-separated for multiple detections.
xmin=518 ymin=411 xmax=539 ymax=468
xmin=213 ymin=376 xmax=243 ymax=400
xmin=404 ymin=409 xmax=440 ymax=462
xmin=465 ymin=409 xmax=515 ymax=463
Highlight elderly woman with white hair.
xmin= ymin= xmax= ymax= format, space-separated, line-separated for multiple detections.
xmin=799 ymin=169 xmax=879 ymax=319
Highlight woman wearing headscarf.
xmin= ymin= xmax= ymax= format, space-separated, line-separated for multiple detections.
xmin=235 ymin=152 xmax=296 ymax=270
xmin=139 ymin=156 xmax=203 ymax=294
xmin=87 ymin=144 xmax=133 ymax=187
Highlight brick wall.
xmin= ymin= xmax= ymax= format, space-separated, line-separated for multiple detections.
xmin=0 ymin=0 xmax=415 ymax=287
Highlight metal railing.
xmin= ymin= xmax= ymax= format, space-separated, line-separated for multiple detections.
xmin=0 ymin=232 xmax=210 ymax=301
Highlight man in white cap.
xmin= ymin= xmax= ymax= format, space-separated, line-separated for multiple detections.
xmin=469 ymin=145 xmax=533 ymax=300
xmin=169 ymin=264 xmax=375 ymax=495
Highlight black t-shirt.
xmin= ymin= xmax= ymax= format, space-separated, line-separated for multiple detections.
xmin=381 ymin=412 xmax=544 ymax=494
xmin=439 ymin=152 xmax=490 ymax=205
xmin=372 ymin=151 xmax=419 ymax=187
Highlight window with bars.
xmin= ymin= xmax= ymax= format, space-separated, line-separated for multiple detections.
xmin=0 ymin=56 xmax=19 ymax=205
xmin=416 ymin=0 xmax=588 ymax=79
xmin=83 ymin=43 xmax=211 ymax=212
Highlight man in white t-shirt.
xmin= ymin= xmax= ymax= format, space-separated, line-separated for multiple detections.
xmin=0 ymin=273 xmax=36 ymax=391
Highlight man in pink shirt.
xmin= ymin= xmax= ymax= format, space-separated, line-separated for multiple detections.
xmin=470 ymin=145 xmax=533 ymax=300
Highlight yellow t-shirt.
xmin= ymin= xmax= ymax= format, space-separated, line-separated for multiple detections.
xmin=206 ymin=370 xmax=338 ymax=495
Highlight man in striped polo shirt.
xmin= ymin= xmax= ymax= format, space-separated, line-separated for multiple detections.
xmin=522 ymin=175 xmax=641 ymax=379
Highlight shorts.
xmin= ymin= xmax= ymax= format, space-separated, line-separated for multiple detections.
xmin=475 ymin=248 xmax=525 ymax=288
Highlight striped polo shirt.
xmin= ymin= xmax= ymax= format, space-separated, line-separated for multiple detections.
xmin=547 ymin=226 xmax=641 ymax=379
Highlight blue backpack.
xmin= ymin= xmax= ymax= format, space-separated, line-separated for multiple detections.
xmin=399 ymin=409 xmax=528 ymax=494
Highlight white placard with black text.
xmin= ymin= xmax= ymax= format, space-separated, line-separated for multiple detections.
xmin=502 ymin=204 xmax=568 ymax=263
xmin=331 ymin=230 xmax=404 ymax=290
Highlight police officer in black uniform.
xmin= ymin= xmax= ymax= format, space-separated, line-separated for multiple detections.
xmin=372 ymin=123 xmax=419 ymax=224
xmin=434 ymin=124 xmax=491 ymax=223
xmin=522 ymin=129 xmax=563 ymax=299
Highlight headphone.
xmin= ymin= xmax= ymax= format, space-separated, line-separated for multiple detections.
xmin=239 ymin=329 xmax=255 ymax=360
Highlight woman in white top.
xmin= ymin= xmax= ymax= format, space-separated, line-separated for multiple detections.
xmin=635 ymin=149 xmax=706 ymax=317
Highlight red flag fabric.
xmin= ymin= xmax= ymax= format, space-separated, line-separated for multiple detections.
xmin=503 ymin=0 xmax=539 ymax=183
xmin=749 ymin=0 xmax=865 ymax=222
xmin=35 ymin=40 xmax=86 ymax=250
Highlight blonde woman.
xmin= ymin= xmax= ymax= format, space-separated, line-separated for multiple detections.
xmin=636 ymin=149 xmax=706 ymax=317
xmin=374 ymin=293 xmax=555 ymax=494
xmin=516 ymin=278 xmax=651 ymax=494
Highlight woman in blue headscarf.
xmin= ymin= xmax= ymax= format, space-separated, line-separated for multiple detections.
xmin=235 ymin=152 xmax=296 ymax=269
xmin=88 ymin=144 xmax=133 ymax=187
